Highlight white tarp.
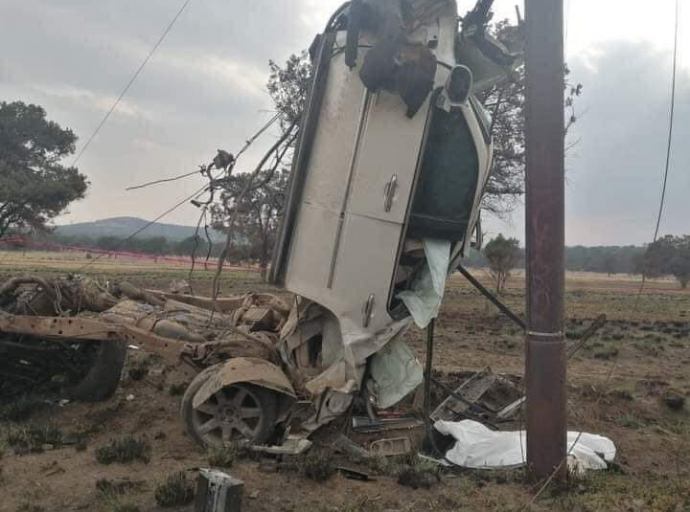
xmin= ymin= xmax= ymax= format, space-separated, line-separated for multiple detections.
xmin=435 ymin=420 xmax=616 ymax=472
xmin=398 ymin=239 xmax=451 ymax=328
xmin=369 ymin=336 xmax=424 ymax=409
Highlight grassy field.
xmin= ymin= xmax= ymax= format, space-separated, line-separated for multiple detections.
xmin=1 ymin=251 xmax=689 ymax=511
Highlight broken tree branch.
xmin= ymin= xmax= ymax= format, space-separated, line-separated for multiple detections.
xmin=210 ymin=117 xmax=300 ymax=305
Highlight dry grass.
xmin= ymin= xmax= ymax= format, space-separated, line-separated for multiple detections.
xmin=95 ymin=436 xmax=151 ymax=465
xmin=1 ymin=252 xmax=689 ymax=511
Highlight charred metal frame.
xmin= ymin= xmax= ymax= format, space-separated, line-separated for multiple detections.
xmin=0 ymin=312 xmax=196 ymax=372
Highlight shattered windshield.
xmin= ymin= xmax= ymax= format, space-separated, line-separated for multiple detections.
xmin=408 ymin=103 xmax=480 ymax=241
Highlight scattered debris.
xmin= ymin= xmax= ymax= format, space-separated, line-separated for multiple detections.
xmin=352 ymin=416 xmax=424 ymax=433
xmin=430 ymin=367 xmax=522 ymax=424
xmin=336 ymin=466 xmax=376 ymax=482
xmin=195 ymin=469 xmax=243 ymax=512
xmin=250 ymin=437 xmax=312 ymax=456
xmin=496 ymin=397 xmax=525 ymax=421
xmin=333 ymin=434 xmax=371 ymax=460
xmin=369 ymin=437 xmax=412 ymax=457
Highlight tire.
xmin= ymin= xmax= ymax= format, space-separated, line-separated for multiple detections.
xmin=68 ymin=340 xmax=127 ymax=402
xmin=181 ymin=365 xmax=278 ymax=448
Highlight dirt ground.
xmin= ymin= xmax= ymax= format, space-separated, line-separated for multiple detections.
xmin=1 ymin=251 xmax=689 ymax=512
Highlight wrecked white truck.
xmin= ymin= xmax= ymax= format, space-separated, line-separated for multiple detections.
xmin=0 ymin=0 xmax=520 ymax=448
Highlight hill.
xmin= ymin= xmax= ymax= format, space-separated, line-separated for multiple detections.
xmin=55 ymin=217 xmax=223 ymax=242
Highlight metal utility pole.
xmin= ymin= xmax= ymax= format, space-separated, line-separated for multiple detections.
xmin=524 ymin=0 xmax=567 ymax=480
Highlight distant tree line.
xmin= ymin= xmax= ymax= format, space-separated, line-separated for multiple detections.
xmin=4 ymin=233 xmax=259 ymax=266
xmin=12 ymin=233 xmax=645 ymax=276
xmin=463 ymin=243 xmax=646 ymax=276
xmin=7 ymin=231 xmax=688 ymax=288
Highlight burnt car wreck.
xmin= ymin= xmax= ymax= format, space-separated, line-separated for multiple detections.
xmin=0 ymin=0 xmax=522 ymax=451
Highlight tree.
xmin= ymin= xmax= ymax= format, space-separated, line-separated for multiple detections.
xmin=0 ymin=101 xmax=88 ymax=238
xmin=483 ymin=233 xmax=521 ymax=293
xmin=602 ymin=254 xmax=617 ymax=277
xmin=268 ymin=52 xmax=312 ymax=129
xmin=96 ymin=236 xmax=121 ymax=250
xmin=211 ymin=168 xmax=290 ymax=280
xmin=138 ymin=236 xmax=169 ymax=256
xmin=175 ymin=235 xmax=209 ymax=258
xmin=641 ymin=235 xmax=690 ymax=288
xmin=203 ymin=54 xmax=307 ymax=278
xmin=476 ymin=20 xmax=582 ymax=216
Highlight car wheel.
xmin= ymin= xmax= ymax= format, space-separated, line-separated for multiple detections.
xmin=181 ymin=366 xmax=278 ymax=447
xmin=68 ymin=340 xmax=127 ymax=402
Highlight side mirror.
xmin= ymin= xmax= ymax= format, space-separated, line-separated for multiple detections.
xmin=445 ymin=65 xmax=473 ymax=105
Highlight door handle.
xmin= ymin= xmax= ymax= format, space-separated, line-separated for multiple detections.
xmin=384 ymin=174 xmax=398 ymax=212
xmin=362 ymin=294 xmax=375 ymax=328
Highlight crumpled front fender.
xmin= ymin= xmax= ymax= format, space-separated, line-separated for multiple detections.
xmin=192 ymin=357 xmax=296 ymax=410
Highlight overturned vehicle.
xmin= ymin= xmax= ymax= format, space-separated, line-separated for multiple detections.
xmin=0 ymin=0 xmax=520 ymax=448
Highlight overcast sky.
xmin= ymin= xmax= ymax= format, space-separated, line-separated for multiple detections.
xmin=0 ymin=0 xmax=688 ymax=246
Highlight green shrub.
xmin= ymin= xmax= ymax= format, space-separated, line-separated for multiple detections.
xmin=300 ymin=451 xmax=336 ymax=483
xmin=95 ymin=436 xmax=151 ymax=464
xmin=154 ymin=472 xmax=195 ymax=508
xmin=6 ymin=424 xmax=63 ymax=454
xmin=0 ymin=396 xmax=45 ymax=422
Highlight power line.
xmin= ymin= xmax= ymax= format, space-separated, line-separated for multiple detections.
xmin=81 ymin=111 xmax=283 ymax=274
xmin=124 ymin=113 xmax=282 ymax=192
xmin=126 ymin=169 xmax=201 ymax=191
xmin=635 ymin=0 xmax=679 ymax=305
xmin=235 ymin=112 xmax=282 ymax=160
xmin=71 ymin=0 xmax=194 ymax=167
xmin=652 ymin=0 xmax=680 ymax=243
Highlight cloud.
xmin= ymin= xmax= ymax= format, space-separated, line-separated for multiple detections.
xmin=31 ymin=83 xmax=153 ymax=119
xmin=156 ymin=53 xmax=269 ymax=99
xmin=487 ymin=38 xmax=690 ymax=246
xmin=563 ymin=40 xmax=689 ymax=244
xmin=2 ymin=0 xmax=688 ymax=247
xmin=0 ymin=0 xmax=346 ymax=226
